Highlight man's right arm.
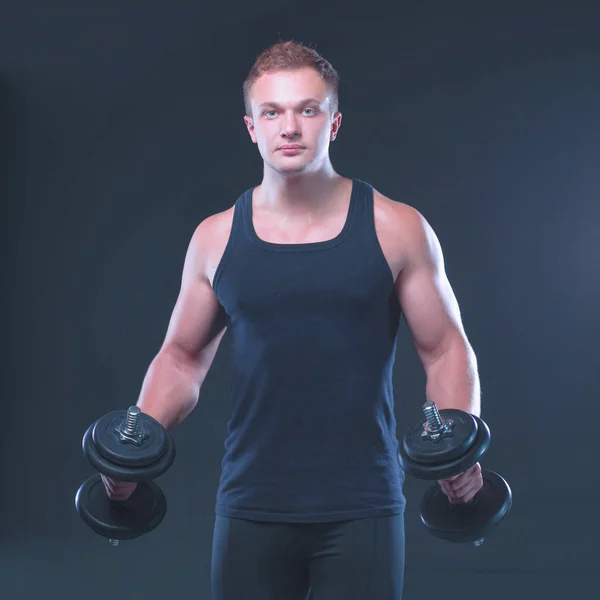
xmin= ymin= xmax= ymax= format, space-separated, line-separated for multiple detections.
xmin=135 ymin=219 xmax=228 ymax=430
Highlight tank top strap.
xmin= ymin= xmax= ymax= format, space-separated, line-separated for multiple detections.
xmin=350 ymin=178 xmax=375 ymax=229
xmin=235 ymin=187 xmax=254 ymax=242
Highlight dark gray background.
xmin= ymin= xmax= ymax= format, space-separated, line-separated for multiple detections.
xmin=2 ymin=0 xmax=599 ymax=598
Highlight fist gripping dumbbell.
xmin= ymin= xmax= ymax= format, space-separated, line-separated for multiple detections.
xmin=75 ymin=407 xmax=176 ymax=545
xmin=398 ymin=402 xmax=512 ymax=545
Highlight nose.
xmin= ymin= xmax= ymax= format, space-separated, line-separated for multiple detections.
xmin=280 ymin=111 xmax=300 ymax=139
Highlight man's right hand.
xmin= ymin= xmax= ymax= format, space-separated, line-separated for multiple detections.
xmin=101 ymin=474 xmax=138 ymax=502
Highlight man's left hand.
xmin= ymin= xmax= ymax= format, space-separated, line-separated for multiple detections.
xmin=438 ymin=463 xmax=483 ymax=504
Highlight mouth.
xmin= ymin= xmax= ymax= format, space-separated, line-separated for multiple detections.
xmin=279 ymin=145 xmax=305 ymax=154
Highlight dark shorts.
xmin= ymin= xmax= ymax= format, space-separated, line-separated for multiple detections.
xmin=211 ymin=513 xmax=405 ymax=600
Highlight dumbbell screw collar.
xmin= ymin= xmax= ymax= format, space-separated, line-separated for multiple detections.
xmin=114 ymin=406 xmax=150 ymax=446
xmin=421 ymin=401 xmax=454 ymax=443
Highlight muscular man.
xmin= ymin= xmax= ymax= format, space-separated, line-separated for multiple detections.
xmin=103 ymin=41 xmax=484 ymax=599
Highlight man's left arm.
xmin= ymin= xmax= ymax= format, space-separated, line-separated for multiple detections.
xmin=395 ymin=207 xmax=483 ymax=502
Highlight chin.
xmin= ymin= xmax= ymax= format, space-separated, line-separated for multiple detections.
xmin=271 ymin=159 xmax=312 ymax=175
xmin=280 ymin=163 xmax=310 ymax=174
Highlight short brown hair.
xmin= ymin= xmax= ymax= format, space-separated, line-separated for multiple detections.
xmin=243 ymin=40 xmax=340 ymax=117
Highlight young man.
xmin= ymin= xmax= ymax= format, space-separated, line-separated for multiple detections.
xmin=104 ymin=41 xmax=483 ymax=599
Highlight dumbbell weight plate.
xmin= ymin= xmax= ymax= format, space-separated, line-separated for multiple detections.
xmin=402 ymin=409 xmax=479 ymax=464
xmin=94 ymin=410 xmax=168 ymax=467
xmin=419 ymin=470 xmax=512 ymax=543
xmin=399 ymin=415 xmax=491 ymax=481
xmin=82 ymin=416 xmax=176 ymax=481
xmin=75 ymin=473 xmax=167 ymax=541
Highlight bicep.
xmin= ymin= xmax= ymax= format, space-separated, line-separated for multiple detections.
xmin=161 ymin=225 xmax=228 ymax=370
xmin=395 ymin=214 xmax=465 ymax=369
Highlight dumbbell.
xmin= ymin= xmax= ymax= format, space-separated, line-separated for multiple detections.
xmin=75 ymin=406 xmax=176 ymax=546
xmin=398 ymin=401 xmax=512 ymax=546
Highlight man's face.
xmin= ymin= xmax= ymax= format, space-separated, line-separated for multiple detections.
xmin=244 ymin=68 xmax=342 ymax=175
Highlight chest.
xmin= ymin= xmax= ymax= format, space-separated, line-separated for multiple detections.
xmin=205 ymin=197 xmax=405 ymax=290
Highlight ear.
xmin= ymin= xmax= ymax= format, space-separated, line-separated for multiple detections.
xmin=330 ymin=112 xmax=342 ymax=142
xmin=244 ymin=115 xmax=257 ymax=144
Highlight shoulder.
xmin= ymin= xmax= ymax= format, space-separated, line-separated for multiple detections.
xmin=371 ymin=187 xmax=439 ymax=261
xmin=194 ymin=205 xmax=236 ymax=246
xmin=372 ymin=188 xmax=423 ymax=228
xmin=185 ymin=204 xmax=236 ymax=284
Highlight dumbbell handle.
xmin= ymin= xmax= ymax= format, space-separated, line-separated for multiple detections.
xmin=104 ymin=483 xmax=138 ymax=547
xmin=425 ymin=402 xmax=485 ymax=546
xmin=108 ymin=406 xmax=142 ymax=547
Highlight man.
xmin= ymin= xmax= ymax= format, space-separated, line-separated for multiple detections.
xmin=103 ymin=41 xmax=483 ymax=599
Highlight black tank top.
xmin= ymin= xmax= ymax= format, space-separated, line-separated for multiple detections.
xmin=212 ymin=178 xmax=406 ymax=523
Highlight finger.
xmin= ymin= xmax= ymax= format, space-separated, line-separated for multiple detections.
xmin=103 ymin=476 xmax=135 ymax=490
xmin=443 ymin=474 xmax=469 ymax=492
xmin=450 ymin=475 xmax=469 ymax=490
xmin=444 ymin=484 xmax=464 ymax=504
xmin=439 ymin=481 xmax=460 ymax=503
xmin=467 ymin=463 xmax=482 ymax=480
xmin=451 ymin=473 xmax=480 ymax=496
xmin=438 ymin=480 xmax=453 ymax=495
xmin=102 ymin=477 xmax=135 ymax=498
xmin=439 ymin=475 xmax=471 ymax=502
xmin=451 ymin=484 xmax=478 ymax=504
xmin=108 ymin=493 xmax=126 ymax=502
xmin=461 ymin=486 xmax=481 ymax=504
xmin=440 ymin=479 xmax=466 ymax=500
xmin=438 ymin=481 xmax=450 ymax=496
xmin=452 ymin=479 xmax=482 ymax=504
xmin=455 ymin=463 xmax=480 ymax=479
xmin=438 ymin=476 xmax=460 ymax=490
xmin=109 ymin=485 xmax=136 ymax=498
xmin=440 ymin=466 xmax=473 ymax=485
xmin=108 ymin=489 xmax=135 ymax=501
xmin=101 ymin=475 xmax=120 ymax=490
xmin=102 ymin=479 xmax=116 ymax=493
xmin=446 ymin=464 xmax=482 ymax=490
xmin=458 ymin=470 xmax=484 ymax=494
xmin=104 ymin=481 xmax=127 ymax=495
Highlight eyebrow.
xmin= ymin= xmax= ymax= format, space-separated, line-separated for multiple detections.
xmin=258 ymin=98 xmax=322 ymax=109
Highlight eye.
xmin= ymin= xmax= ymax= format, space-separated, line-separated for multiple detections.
xmin=303 ymin=108 xmax=317 ymax=116
xmin=263 ymin=110 xmax=277 ymax=118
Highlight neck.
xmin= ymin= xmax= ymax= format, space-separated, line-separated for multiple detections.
xmin=257 ymin=161 xmax=345 ymax=216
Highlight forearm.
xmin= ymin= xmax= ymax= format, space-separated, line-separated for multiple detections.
xmin=136 ymin=348 xmax=206 ymax=430
xmin=424 ymin=339 xmax=481 ymax=417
